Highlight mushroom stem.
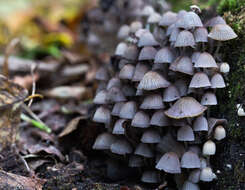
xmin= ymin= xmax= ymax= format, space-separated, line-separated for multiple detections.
xmin=214 ymin=41 xmax=221 ymax=57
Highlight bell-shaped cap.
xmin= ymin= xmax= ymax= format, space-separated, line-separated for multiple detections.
xmin=200 ymin=167 xmax=216 ymax=182
xmin=111 ymin=102 xmax=124 ymax=116
xmin=107 ymin=87 xmax=126 ymax=103
xmin=182 ymin=181 xmax=200 ymax=190
xmin=156 ymin=152 xmax=181 ymax=174
xmin=174 ymin=79 xmax=188 ymax=97
xmin=214 ymin=125 xmax=226 ymax=140
xmin=194 ymin=27 xmax=208 ymax=43
xmin=93 ymin=106 xmax=111 ymax=124
xmin=141 ymin=5 xmax=154 ymax=17
xmin=176 ymin=11 xmax=203 ymax=29
xmin=220 ymin=62 xmax=230 ymax=73
xmin=175 ymin=30 xmax=195 ymax=48
xmin=130 ymin=21 xmax=143 ymax=33
xmin=188 ymin=169 xmax=201 ymax=183
xmin=118 ymin=59 xmax=129 ymax=70
xmin=194 ymin=52 xmax=218 ymax=68
xmin=123 ymin=44 xmax=139 ymax=60
xmin=119 ymin=101 xmax=137 ymax=119
xmin=154 ymin=47 xmax=174 ymax=64
xmin=177 ymin=125 xmax=195 ymax=141
xmin=208 ymin=117 xmax=227 ymax=136
xmin=163 ymin=85 xmax=181 ymax=102
xmin=189 ymin=72 xmax=211 ymax=88
xmin=129 ymin=155 xmax=144 ymax=167
xmin=181 ymin=151 xmax=201 ymax=168
xmin=134 ymin=143 xmax=154 ymax=158
xmin=205 ymin=16 xmax=226 ymax=27
xmin=159 ymin=11 xmax=178 ymax=26
xmin=112 ymin=119 xmax=126 ymax=135
xmin=200 ymin=157 xmax=208 ymax=169
xmin=167 ymin=23 xmax=175 ymax=36
xmin=202 ymin=140 xmax=216 ymax=155
xmin=131 ymin=111 xmax=150 ymax=128
xmin=191 ymin=51 xmax=201 ymax=63
xmin=138 ymin=32 xmax=159 ymax=47
xmin=140 ymin=94 xmax=164 ymax=109
xmin=150 ymin=110 xmax=171 ymax=127
xmin=177 ymin=10 xmax=187 ymax=19
xmin=93 ymin=90 xmax=108 ymax=104
xmin=135 ymin=28 xmax=149 ymax=38
xmin=115 ymin=42 xmax=127 ymax=56
xmin=148 ymin=12 xmax=161 ymax=24
xmin=193 ymin=115 xmax=208 ymax=131
xmin=95 ymin=67 xmax=109 ymax=81
xmin=171 ymin=56 xmax=194 ymax=75
xmin=153 ymin=26 xmax=167 ymax=42
xmin=211 ymin=73 xmax=226 ymax=88
xmin=132 ymin=63 xmax=150 ymax=82
xmin=138 ymin=71 xmax=170 ymax=90
xmin=119 ymin=64 xmax=135 ymax=80
xmin=165 ymin=97 xmax=207 ymax=119
xmin=93 ymin=133 xmax=116 ymax=150
xmin=141 ymin=129 xmax=161 ymax=143
xmin=201 ymin=92 xmax=217 ymax=105
xmin=170 ymin=27 xmax=180 ymax=42
xmin=117 ymin=25 xmax=130 ymax=39
xmin=138 ymin=46 xmax=157 ymax=61
xmin=110 ymin=139 xmax=133 ymax=155
xmin=106 ymin=77 xmax=121 ymax=90
xmin=208 ymin=24 xmax=237 ymax=41
xmin=141 ymin=170 xmax=160 ymax=183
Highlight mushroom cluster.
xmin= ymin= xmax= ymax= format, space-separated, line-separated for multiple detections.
xmin=92 ymin=5 xmax=237 ymax=189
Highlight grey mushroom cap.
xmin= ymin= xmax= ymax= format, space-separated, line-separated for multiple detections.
xmin=93 ymin=106 xmax=111 ymax=124
xmin=140 ymin=94 xmax=165 ymax=109
xmin=156 ymin=152 xmax=181 ymax=174
xmin=208 ymin=24 xmax=237 ymax=41
xmin=141 ymin=170 xmax=160 ymax=183
xmin=200 ymin=167 xmax=216 ymax=182
xmin=148 ymin=12 xmax=161 ymax=24
xmin=159 ymin=11 xmax=178 ymax=26
xmin=154 ymin=47 xmax=174 ymax=64
xmin=201 ymin=92 xmax=217 ymax=105
xmin=211 ymin=73 xmax=226 ymax=88
xmin=171 ymin=56 xmax=194 ymax=75
xmin=117 ymin=25 xmax=130 ymax=39
xmin=119 ymin=64 xmax=135 ymax=80
xmin=92 ymin=133 xmax=117 ymax=150
xmin=165 ymin=97 xmax=207 ymax=119
xmin=189 ymin=72 xmax=211 ymax=88
xmin=163 ymin=85 xmax=181 ymax=102
xmin=130 ymin=21 xmax=143 ymax=33
xmin=141 ymin=129 xmax=161 ymax=143
xmin=115 ymin=42 xmax=127 ymax=56
xmin=111 ymin=102 xmax=124 ymax=116
xmin=135 ymin=143 xmax=154 ymax=158
xmin=93 ymin=90 xmax=108 ymax=104
xmin=107 ymin=87 xmax=126 ymax=103
xmin=138 ymin=71 xmax=170 ymax=90
xmin=174 ymin=79 xmax=188 ymax=97
xmin=110 ymin=139 xmax=133 ymax=155
xmin=138 ymin=32 xmax=159 ymax=47
xmin=176 ymin=11 xmax=203 ymax=29
xmin=132 ymin=63 xmax=150 ymax=82
xmin=112 ymin=119 xmax=126 ymax=135
xmin=175 ymin=30 xmax=195 ymax=48
xmin=188 ymin=169 xmax=201 ymax=183
xmin=193 ymin=115 xmax=208 ymax=131
xmin=194 ymin=52 xmax=218 ymax=68
xmin=129 ymin=155 xmax=144 ymax=167
xmin=182 ymin=181 xmax=200 ymax=190
xmin=170 ymin=27 xmax=180 ymax=42
xmin=194 ymin=27 xmax=208 ymax=43
xmin=119 ymin=101 xmax=137 ymax=119
xmin=181 ymin=151 xmax=201 ymax=168
xmin=123 ymin=45 xmax=139 ymax=60
xmin=177 ymin=125 xmax=195 ymax=141
xmin=205 ymin=16 xmax=226 ymax=27
xmin=95 ymin=67 xmax=109 ymax=81
xmin=131 ymin=111 xmax=150 ymax=128
xmin=167 ymin=23 xmax=176 ymax=36
xmin=106 ymin=77 xmax=121 ymax=90
xmin=138 ymin=46 xmax=157 ymax=61
xmin=150 ymin=110 xmax=171 ymax=127
xmin=191 ymin=51 xmax=201 ymax=63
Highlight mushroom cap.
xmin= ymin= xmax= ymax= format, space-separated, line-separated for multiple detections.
xmin=148 ymin=12 xmax=161 ymax=24
xmin=200 ymin=167 xmax=215 ymax=182
xmin=119 ymin=101 xmax=137 ymax=119
xmin=140 ymin=94 xmax=164 ymax=109
xmin=130 ymin=21 xmax=143 ymax=33
xmin=107 ymin=77 xmax=121 ymax=90
xmin=211 ymin=73 xmax=226 ymax=88
xmin=135 ymin=28 xmax=149 ymax=38
xmin=177 ymin=125 xmax=195 ymax=141
xmin=129 ymin=155 xmax=144 ymax=167
xmin=182 ymin=181 xmax=200 ymax=190
xmin=131 ymin=111 xmax=150 ymax=128
xmin=123 ymin=45 xmax=139 ymax=60
xmin=117 ymin=25 xmax=130 ymax=39
xmin=115 ymin=42 xmax=127 ymax=56
xmin=202 ymin=140 xmax=216 ymax=155
xmin=166 ymin=23 xmax=176 ymax=36
xmin=154 ymin=47 xmax=174 ymax=64
xmin=138 ymin=32 xmax=159 ymax=47
xmin=175 ymin=30 xmax=195 ymax=48
xmin=153 ymin=26 xmax=167 ymax=42
xmin=194 ymin=27 xmax=208 ymax=43
xmin=107 ymin=87 xmax=126 ymax=103
xmin=150 ymin=110 xmax=171 ymax=127
xmin=156 ymin=152 xmax=181 ymax=174
xmin=220 ymin=62 xmax=230 ymax=73
xmin=194 ymin=52 xmax=218 ymax=68
xmin=112 ymin=119 xmax=126 ymax=135
xmin=188 ymin=169 xmax=201 ymax=183
xmin=119 ymin=64 xmax=135 ymax=80
xmin=191 ymin=51 xmax=201 ymax=63
xmin=169 ymin=27 xmax=180 ymax=42
xmin=93 ymin=133 xmax=116 ymax=150
xmin=141 ymin=129 xmax=161 ymax=143
xmin=163 ymin=85 xmax=181 ymax=102
xmin=95 ymin=67 xmax=109 ymax=81
xmin=214 ymin=125 xmax=226 ymax=140
xmin=189 ymin=72 xmax=211 ymax=88
xmin=132 ymin=63 xmax=150 ymax=82
xmin=93 ymin=90 xmax=109 ymax=104
xmin=138 ymin=46 xmax=157 ymax=61
xmin=208 ymin=117 xmax=227 ymax=136
xmin=193 ymin=115 xmax=208 ymax=131
xmin=208 ymin=24 xmax=237 ymax=41
xmin=176 ymin=11 xmax=203 ymax=29
xmin=111 ymin=102 xmax=124 ymax=116
xmin=110 ymin=139 xmax=133 ymax=155
xmin=174 ymin=79 xmax=188 ymax=97
xmin=141 ymin=170 xmax=160 ymax=183
xmin=171 ymin=56 xmax=194 ymax=75
xmin=141 ymin=5 xmax=154 ymax=17
xmin=181 ymin=151 xmax=201 ymax=168
xmin=93 ymin=106 xmax=111 ymax=124
xmin=138 ymin=71 xmax=170 ymax=90
xmin=165 ymin=97 xmax=207 ymax=119
xmin=205 ymin=16 xmax=226 ymax=27
xmin=135 ymin=143 xmax=154 ymax=158
xmin=159 ymin=11 xmax=178 ymax=26
xmin=201 ymin=92 xmax=217 ymax=105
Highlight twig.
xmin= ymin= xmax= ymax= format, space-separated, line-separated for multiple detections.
xmin=28 ymin=64 xmax=37 ymax=107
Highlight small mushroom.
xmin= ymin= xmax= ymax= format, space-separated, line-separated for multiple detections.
xmin=93 ymin=133 xmax=116 ymax=150
xmin=131 ymin=111 xmax=150 ymax=128
xmin=156 ymin=152 xmax=181 ymax=174
xmin=202 ymin=140 xmax=216 ymax=155
xmin=214 ymin=125 xmax=226 ymax=140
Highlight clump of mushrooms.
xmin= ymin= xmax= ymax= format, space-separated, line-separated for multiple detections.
xmin=92 ymin=4 xmax=236 ymax=189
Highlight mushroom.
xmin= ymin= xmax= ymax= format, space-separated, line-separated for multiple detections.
xmin=156 ymin=152 xmax=181 ymax=174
